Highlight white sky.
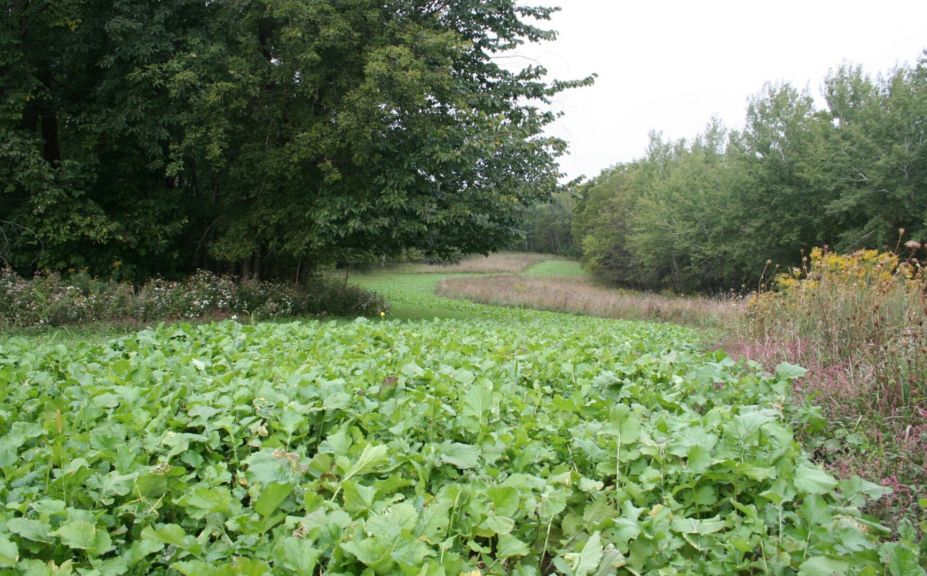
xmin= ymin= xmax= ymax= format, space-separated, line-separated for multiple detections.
xmin=508 ymin=0 xmax=927 ymax=180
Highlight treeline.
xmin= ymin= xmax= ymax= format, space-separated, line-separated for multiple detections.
xmin=512 ymin=192 xmax=577 ymax=256
xmin=1 ymin=1 xmax=587 ymax=282
xmin=572 ymin=53 xmax=927 ymax=293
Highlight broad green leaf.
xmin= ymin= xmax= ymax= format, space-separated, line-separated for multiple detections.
xmin=243 ymin=450 xmax=300 ymax=485
xmin=30 ymin=499 xmax=66 ymax=516
xmin=686 ymin=445 xmax=711 ymax=472
xmin=141 ymin=524 xmax=187 ymax=547
xmin=671 ymin=516 xmax=726 ymax=535
xmin=438 ymin=442 xmax=480 ymax=469
xmin=342 ymin=443 xmax=390 ymax=482
xmin=488 ymin=485 xmax=520 ymax=517
xmin=391 ymin=537 xmax=433 ymax=567
xmin=319 ymin=426 xmax=352 ymax=455
xmin=570 ymin=531 xmax=604 ymax=576
xmin=595 ymin=545 xmax=627 ymax=576
xmin=274 ymin=537 xmax=322 ymax=573
xmin=579 ymin=477 xmax=604 ymax=493
xmin=342 ymin=480 xmax=377 ymax=513
xmin=609 ymin=405 xmax=641 ymax=444
xmin=255 ymin=482 xmax=294 ymax=517
xmin=798 ymin=556 xmax=849 ymax=575
xmin=416 ymin=497 xmax=453 ymax=542
xmin=461 ymin=380 xmax=493 ymax=431
xmin=184 ymin=487 xmax=234 ymax=514
xmin=879 ymin=542 xmax=925 ymax=576
xmin=7 ymin=518 xmax=53 ymax=543
xmin=538 ymin=488 xmax=568 ymax=520
xmin=0 ymin=536 xmax=18 ymax=568
xmin=611 ymin=518 xmax=640 ymax=544
xmin=54 ymin=520 xmax=97 ymax=549
xmin=776 ymin=363 xmax=808 ymax=380
xmin=794 ymin=464 xmax=838 ymax=495
xmin=341 ymin=538 xmax=390 ymax=568
xmin=497 ymin=533 xmax=530 ymax=559
xmin=481 ymin=515 xmax=515 ymax=535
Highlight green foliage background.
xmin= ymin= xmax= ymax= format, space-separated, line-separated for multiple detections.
xmin=1 ymin=0 xmax=589 ymax=280
xmin=572 ymin=55 xmax=927 ymax=292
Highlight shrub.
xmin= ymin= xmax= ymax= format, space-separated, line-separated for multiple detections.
xmin=0 ymin=269 xmax=387 ymax=328
xmin=732 ymin=245 xmax=926 ymax=530
xmin=746 ymin=246 xmax=926 ymax=412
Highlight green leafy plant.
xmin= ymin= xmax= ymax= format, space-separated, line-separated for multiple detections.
xmin=0 ymin=312 xmax=913 ymax=573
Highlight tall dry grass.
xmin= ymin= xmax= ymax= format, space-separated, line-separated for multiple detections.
xmin=726 ymin=245 xmax=927 ymax=527
xmin=405 ymin=252 xmax=550 ymax=274
xmin=436 ymin=274 xmax=742 ymax=329
xmin=735 ymin=246 xmax=926 ymax=414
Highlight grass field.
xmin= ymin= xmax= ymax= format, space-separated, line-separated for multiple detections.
xmin=401 ymin=252 xmax=549 ymax=275
xmin=0 ymin=254 xmax=918 ymax=574
xmin=522 ymin=259 xmax=587 ymax=277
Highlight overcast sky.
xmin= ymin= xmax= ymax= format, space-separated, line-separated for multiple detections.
xmin=508 ymin=0 xmax=927 ymax=180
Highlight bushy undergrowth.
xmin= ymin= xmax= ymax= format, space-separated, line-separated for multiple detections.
xmin=730 ymin=245 xmax=927 ymax=532
xmin=0 ymin=269 xmax=386 ymax=328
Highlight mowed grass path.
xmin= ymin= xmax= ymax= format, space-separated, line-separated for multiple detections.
xmin=378 ymin=254 xmax=740 ymax=331
xmin=522 ymin=259 xmax=587 ymax=277
xmin=353 ymin=254 xmax=593 ymax=322
xmin=353 ymin=272 xmax=488 ymax=321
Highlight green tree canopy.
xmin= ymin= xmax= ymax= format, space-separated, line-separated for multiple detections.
xmin=1 ymin=0 xmax=591 ymax=279
xmin=572 ymin=51 xmax=927 ymax=293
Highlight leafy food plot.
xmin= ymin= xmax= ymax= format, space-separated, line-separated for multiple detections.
xmin=0 ymin=312 xmax=919 ymax=574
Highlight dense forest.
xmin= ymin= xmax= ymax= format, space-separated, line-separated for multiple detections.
xmin=1 ymin=0 xmax=590 ymax=281
xmin=570 ymin=54 xmax=927 ymax=292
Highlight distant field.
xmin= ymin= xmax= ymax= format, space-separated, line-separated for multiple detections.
xmin=403 ymin=252 xmax=548 ymax=274
xmin=404 ymin=253 xmax=739 ymax=330
xmin=437 ymin=274 xmax=741 ymax=329
xmin=522 ymin=259 xmax=587 ymax=277
xmin=352 ymin=272 xmax=487 ymax=321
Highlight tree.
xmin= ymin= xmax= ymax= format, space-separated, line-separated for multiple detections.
xmin=517 ymin=191 xmax=577 ymax=255
xmin=571 ymin=51 xmax=927 ymax=294
xmin=821 ymin=61 xmax=927 ymax=249
xmin=628 ymin=123 xmax=741 ymax=291
xmin=572 ymin=164 xmax=642 ymax=285
xmin=1 ymin=0 xmax=213 ymax=277
xmin=1 ymin=0 xmax=591 ymax=279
